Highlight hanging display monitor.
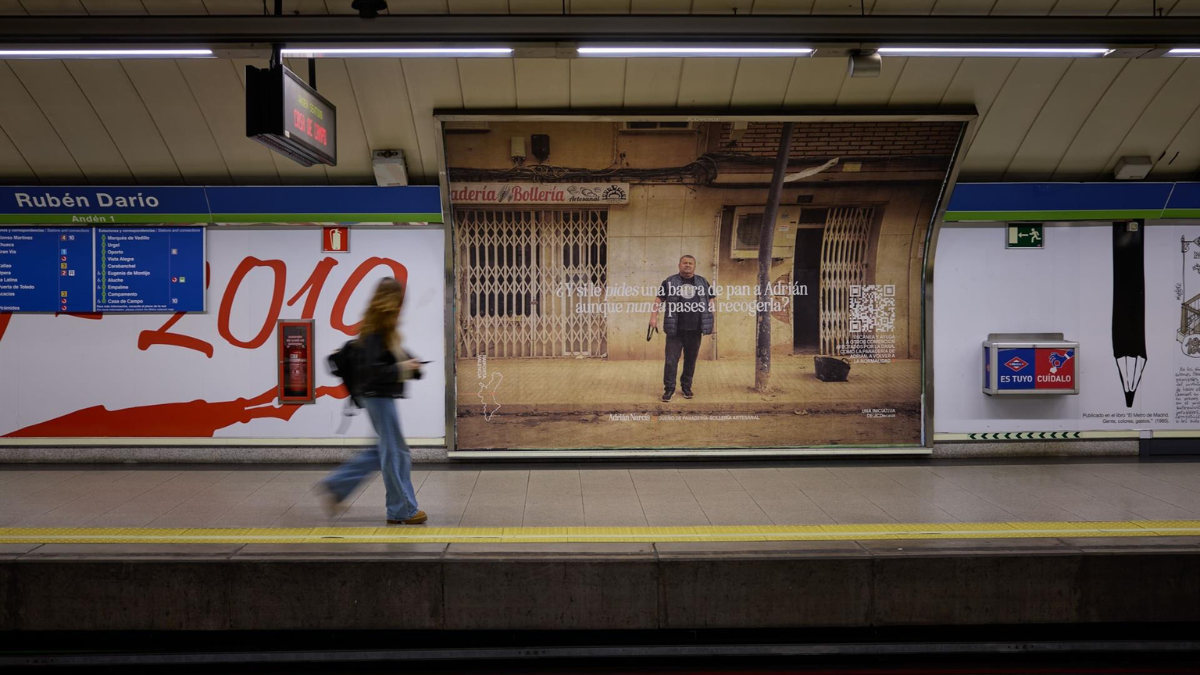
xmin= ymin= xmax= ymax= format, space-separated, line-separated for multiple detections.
xmin=246 ymin=64 xmax=337 ymax=167
xmin=0 ymin=227 xmax=94 ymax=313
xmin=94 ymin=227 xmax=206 ymax=313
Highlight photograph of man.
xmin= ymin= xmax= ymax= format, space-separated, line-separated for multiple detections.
xmin=650 ymin=255 xmax=715 ymax=402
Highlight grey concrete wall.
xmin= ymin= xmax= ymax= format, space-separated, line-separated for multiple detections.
xmin=3 ymin=547 xmax=1197 ymax=630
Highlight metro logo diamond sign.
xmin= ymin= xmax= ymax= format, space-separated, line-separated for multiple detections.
xmin=1004 ymin=356 xmax=1028 ymax=372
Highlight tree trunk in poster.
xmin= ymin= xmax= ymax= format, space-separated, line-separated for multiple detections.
xmin=755 ymin=122 xmax=794 ymax=393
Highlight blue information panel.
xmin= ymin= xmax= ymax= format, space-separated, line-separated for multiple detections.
xmin=0 ymin=227 xmax=94 ymax=312
xmin=996 ymin=347 xmax=1037 ymax=390
xmin=95 ymin=228 xmax=205 ymax=313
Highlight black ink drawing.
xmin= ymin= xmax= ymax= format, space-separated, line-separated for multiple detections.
xmin=1179 ymin=234 xmax=1200 ymax=358
xmin=1112 ymin=222 xmax=1147 ymax=408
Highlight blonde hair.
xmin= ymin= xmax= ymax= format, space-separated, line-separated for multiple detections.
xmin=360 ymin=277 xmax=405 ymax=349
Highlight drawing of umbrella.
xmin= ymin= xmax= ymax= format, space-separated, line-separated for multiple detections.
xmin=1112 ymin=222 xmax=1147 ymax=408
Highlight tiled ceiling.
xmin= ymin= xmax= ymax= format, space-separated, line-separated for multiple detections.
xmin=1 ymin=0 xmax=1199 ymax=185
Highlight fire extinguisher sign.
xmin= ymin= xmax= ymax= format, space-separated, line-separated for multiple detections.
xmin=323 ymin=226 xmax=349 ymax=253
xmin=277 ymin=319 xmax=316 ymax=404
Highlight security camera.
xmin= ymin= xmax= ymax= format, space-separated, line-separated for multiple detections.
xmin=351 ymin=0 xmax=387 ymax=18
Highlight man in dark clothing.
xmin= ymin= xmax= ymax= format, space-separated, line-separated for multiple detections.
xmin=650 ymin=255 xmax=715 ymax=402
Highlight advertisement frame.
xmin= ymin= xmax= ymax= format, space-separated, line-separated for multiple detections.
xmin=434 ymin=110 xmax=977 ymax=457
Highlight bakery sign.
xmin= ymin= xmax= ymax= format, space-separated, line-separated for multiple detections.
xmin=449 ymin=182 xmax=629 ymax=205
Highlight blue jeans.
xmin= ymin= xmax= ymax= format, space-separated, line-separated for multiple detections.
xmin=323 ymin=397 xmax=419 ymax=521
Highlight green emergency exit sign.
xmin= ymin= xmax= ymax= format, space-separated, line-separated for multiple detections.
xmin=1007 ymin=223 xmax=1044 ymax=249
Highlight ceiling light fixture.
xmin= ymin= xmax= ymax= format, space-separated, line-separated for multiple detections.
xmin=577 ymin=46 xmax=813 ymax=57
xmin=1165 ymin=48 xmax=1200 ymax=56
xmin=281 ymin=47 xmax=513 ymax=58
xmin=877 ymin=47 xmax=1112 ymax=57
xmin=0 ymin=49 xmax=214 ymax=59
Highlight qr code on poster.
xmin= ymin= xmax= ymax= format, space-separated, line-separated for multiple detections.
xmin=849 ymin=284 xmax=896 ymax=333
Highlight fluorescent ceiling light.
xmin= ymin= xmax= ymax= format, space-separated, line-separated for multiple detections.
xmin=578 ymin=46 xmax=813 ymax=57
xmin=1166 ymin=48 xmax=1200 ymax=56
xmin=281 ymin=47 xmax=513 ymax=57
xmin=0 ymin=49 xmax=214 ymax=59
xmin=877 ymin=47 xmax=1112 ymax=57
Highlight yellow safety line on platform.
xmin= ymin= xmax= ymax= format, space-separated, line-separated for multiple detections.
xmin=1 ymin=521 xmax=1199 ymax=544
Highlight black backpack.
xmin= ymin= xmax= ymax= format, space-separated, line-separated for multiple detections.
xmin=327 ymin=339 xmax=365 ymax=408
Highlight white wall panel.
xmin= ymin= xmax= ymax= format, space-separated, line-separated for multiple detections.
xmin=749 ymin=0 xmax=814 ymax=11
xmin=202 ymin=0 xmax=266 ymax=13
xmin=888 ymin=58 xmax=962 ymax=106
xmin=345 ymin=59 xmax=424 ymax=174
xmin=18 ymin=0 xmax=86 ymax=13
xmin=398 ymin=59 xmax=464 ymax=179
xmin=988 ymin=0 xmax=1054 ymax=14
xmin=1104 ymin=59 xmax=1200 ymax=175
xmin=811 ymin=0 xmax=872 ymax=12
xmin=9 ymin=60 xmax=134 ymax=184
xmin=515 ymin=59 xmax=571 ymax=108
xmin=871 ymin=0 xmax=932 ymax=12
xmin=1053 ymin=59 xmax=1182 ymax=178
xmin=0 ymin=64 xmax=85 ymax=182
xmin=1003 ymin=59 xmax=1125 ymax=180
xmin=622 ymin=58 xmax=684 ymax=107
xmin=122 ymin=60 xmax=232 ymax=184
xmin=572 ymin=0 xmax=632 ymax=11
xmin=960 ymin=58 xmax=1071 ymax=176
xmin=931 ymin=0 xmax=991 ymax=13
xmin=1155 ymin=106 xmax=1200 ymax=176
xmin=569 ymin=59 xmax=626 ymax=107
xmin=0 ymin=127 xmax=35 ymax=181
xmin=729 ymin=58 xmax=796 ymax=106
xmin=63 ymin=61 xmax=184 ymax=184
xmin=458 ymin=59 xmax=518 ymax=108
xmin=691 ymin=0 xmax=751 ymax=13
xmin=140 ymin=0 xmax=208 ymax=12
xmin=79 ymin=0 xmax=145 ymax=12
xmin=446 ymin=0 xmax=508 ymax=11
xmin=676 ymin=58 xmax=740 ymax=106
xmin=1049 ymin=0 xmax=1117 ymax=13
xmin=782 ymin=57 xmax=848 ymax=105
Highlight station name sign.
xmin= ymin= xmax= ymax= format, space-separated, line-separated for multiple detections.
xmin=449 ymin=182 xmax=629 ymax=205
xmin=0 ymin=186 xmax=444 ymax=225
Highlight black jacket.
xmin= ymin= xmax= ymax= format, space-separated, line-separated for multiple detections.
xmin=357 ymin=331 xmax=422 ymax=399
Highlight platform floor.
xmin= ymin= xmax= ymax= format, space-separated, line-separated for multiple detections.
xmin=3 ymin=458 xmax=1200 ymax=532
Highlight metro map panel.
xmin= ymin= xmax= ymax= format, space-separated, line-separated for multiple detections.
xmin=0 ymin=226 xmax=205 ymax=313
xmin=0 ymin=227 xmax=95 ymax=313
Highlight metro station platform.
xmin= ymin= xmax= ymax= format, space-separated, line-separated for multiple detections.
xmin=2 ymin=458 xmax=1199 ymax=634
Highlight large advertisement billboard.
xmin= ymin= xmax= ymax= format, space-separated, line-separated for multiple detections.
xmin=445 ymin=118 xmax=965 ymax=450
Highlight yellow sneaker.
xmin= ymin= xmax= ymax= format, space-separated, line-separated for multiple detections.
xmin=387 ymin=510 xmax=427 ymax=525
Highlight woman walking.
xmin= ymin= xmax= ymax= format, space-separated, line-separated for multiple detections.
xmin=321 ymin=277 xmax=427 ymax=525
